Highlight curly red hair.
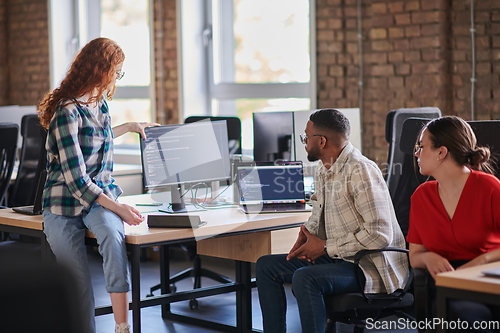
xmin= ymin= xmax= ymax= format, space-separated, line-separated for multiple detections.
xmin=38 ymin=37 xmax=125 ymax=129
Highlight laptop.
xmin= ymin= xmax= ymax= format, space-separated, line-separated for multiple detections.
xmin=12 ymin=170 xmax=46 ymax=215
xmin=237 ymin=161 xmax=310 ymax=214
xmin=482 ymin=266 xmax=500 ymax=278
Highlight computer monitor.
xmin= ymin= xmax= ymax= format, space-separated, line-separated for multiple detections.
xmin=140 ymin=120 xmax=231 ymax=212
xmin=253 ymin=111 xmax=294 ymax=162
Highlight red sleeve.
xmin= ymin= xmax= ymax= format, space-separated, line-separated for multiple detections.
xmin=406 ymin=187 xmax=423 ymax=245
xmin=489 ymin=175 xmax=500 ymax=230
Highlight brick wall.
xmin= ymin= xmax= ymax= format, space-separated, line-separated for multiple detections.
xmin=316 ymin=0 xmax=500 ymax=165
xmin=2 ymin=0 xmax=50 ymax=106
xmin=451 ymin=0 xmax=500 ymax=120
xmin=1 ymin=0 xmax=500 ymax=164
xmin=153 ymin=0 xmax=179 ymax=125
xmin=0 ymin=0 xmax=8 ymax=105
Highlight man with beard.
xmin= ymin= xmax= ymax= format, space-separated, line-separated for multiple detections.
xmin=256 ymin=109 xmax=409 ymax=333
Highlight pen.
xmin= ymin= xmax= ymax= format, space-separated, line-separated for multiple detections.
xmin=136 ymin=203 xmax=163 ymax=206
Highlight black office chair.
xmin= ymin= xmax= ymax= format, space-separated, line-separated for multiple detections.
xmin=185 ymin=116 xmax=242 ymax=155
xmin=322 ymin=116 xmax=436 ymax=332
xmin=147 ymin=116 xmax=239 ymax=309
xmin=468 ymin=120 xmax=500 ymax=178
xmin=8 ymin=114 xmax=44 ymax=207
xmin=385 ymin=107 xmax=441 ymax=201
xmin=0 ymin=256 xmax=86 ymax=333
xmin=390 ymin=117 xmax=431 ymax=237
xmin=323 ymin=251 xmax=414 ymax=333
xmin=0 ymin=123 xmax=19 ymax=208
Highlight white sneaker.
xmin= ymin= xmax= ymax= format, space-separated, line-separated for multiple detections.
xmin=115 ymin=323 xmax=130 ymax=333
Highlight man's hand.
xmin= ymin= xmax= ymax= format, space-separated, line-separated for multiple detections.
xmin=287 ymin=225 xmax=307 ymax=261
xmin=287 ymin=225 xmax=326 ymax=263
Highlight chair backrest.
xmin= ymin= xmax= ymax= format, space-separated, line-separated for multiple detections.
xmin=0 ymin=257 xmax=86 ymax=333
xmin=385 ymin=107 xmax=441 ymax=198
xmin=8 ymin=114 xmax=46 ymax=207
xmin=468 ymin=120 xmax=500 ymax=179
xmin=392 ymin=117 xmax=431 ymax=237
xmin=184 ymin=116 xmax=242 ymax=155
xmin=0 ymin=123 xmax=19 ymax=207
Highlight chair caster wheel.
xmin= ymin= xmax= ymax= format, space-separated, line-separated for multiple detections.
xmin=189 ymin=299 xmax=198 ymax=310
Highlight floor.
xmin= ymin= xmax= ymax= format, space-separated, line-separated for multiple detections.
xmin=0 ymin=238 xmax=417 ymax=333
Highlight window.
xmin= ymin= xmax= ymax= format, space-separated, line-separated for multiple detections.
xmin=180 ymin=0 xmax=316 ymax=153
xmin=209 ymin=0 xmax=315 ymax=152
xmin=49 ymin=0 xmax=154 ymax=147
xmin=99 ymin=0 xmax=154 ymax=145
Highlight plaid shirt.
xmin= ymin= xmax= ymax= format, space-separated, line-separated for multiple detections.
xmin=42 ymin=99 xmax=122 ymax=216
xmin=304 ymin=143 xmax=409 ymax=294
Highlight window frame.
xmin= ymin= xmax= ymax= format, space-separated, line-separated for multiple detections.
xmin=205 ymin=0 xmax=317 ymax=114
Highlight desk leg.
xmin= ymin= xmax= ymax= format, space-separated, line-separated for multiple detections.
xmin=436 ymin=287 xmax=448 ymax=333
xmin=131 ymin=245 xmax=141 ymax=333
xmin=160 ymin=245 xmax=171 ymax=317
xmin=40 ymin=233 xmax=55 ymax=262
xmin=236 ymin=261 xmax=252 ymax=333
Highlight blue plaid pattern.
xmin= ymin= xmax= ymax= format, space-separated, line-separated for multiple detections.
xmin=42 ymin=99 xmax=122 ymax=216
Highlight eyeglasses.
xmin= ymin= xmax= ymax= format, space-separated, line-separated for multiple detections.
xmin=414 ymin=144 xmax=428 ymax=152
xmin=300 ymin=133 xmax=323 ymax=145
xmin=116 ymin=70 xmax=125 ymax=80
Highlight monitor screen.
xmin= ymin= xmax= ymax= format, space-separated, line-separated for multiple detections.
xmin=253 ymin=111 xmax=294 ymax=162
xmin=237 ymin=162 xmax=305 ymax=205
xmin=140 ymin=120 xmax=231 ymax=190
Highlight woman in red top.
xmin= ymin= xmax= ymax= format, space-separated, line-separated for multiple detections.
xmin=407 ymin=116 xmax=500 ymax=330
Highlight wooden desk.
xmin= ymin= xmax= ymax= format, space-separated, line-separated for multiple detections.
xmin=435 ymin=261 xmax=500 ymax=332
xmin=0 ymin=192 xmax=308 ymax=333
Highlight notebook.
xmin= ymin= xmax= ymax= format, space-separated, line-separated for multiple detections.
xmin=481 ymin=267 xmax=500 ymax=278
xmin=147 ymin=214 xmax=206 ymax=228
xmin=12 ymin=170 xmax=46 ymax=216
xmin=237 ymin=162 xmax=310 ymax=214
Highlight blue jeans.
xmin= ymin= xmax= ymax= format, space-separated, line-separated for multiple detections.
xmin=43 ymin=202 xmax=130 ymax=333
xmin=256 ymin=254 xmax=364 ymax=333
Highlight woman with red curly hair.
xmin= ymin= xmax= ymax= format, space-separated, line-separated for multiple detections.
xmin=38 ymin=37 xmax=158 ymax=333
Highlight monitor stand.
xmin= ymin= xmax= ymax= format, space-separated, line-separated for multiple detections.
xmin=161 ymin=184 xmax=207 ymax=214
xmin=166 ymin=184 xmax=187 ymax=213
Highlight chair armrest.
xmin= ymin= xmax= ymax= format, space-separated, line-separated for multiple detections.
xmin=413 ymin=267 xmax=432 ymax=322
xmin=352 ymin=247 xmax=412 ymax=302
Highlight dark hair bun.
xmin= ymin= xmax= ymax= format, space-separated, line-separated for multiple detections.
xmin=470 ymin=146 xmax=490 ymax=167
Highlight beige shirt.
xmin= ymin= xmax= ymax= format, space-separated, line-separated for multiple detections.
xmin=304 ymin=143 xmax=409 ymax=294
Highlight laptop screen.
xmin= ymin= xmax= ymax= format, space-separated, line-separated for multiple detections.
xmin=237 ymin=163 xmax=305 ymax=205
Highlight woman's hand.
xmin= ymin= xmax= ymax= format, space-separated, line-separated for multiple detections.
xmin=128 ymin=122 xmax=161 ymax=139
xmin=422 ymin=252 xmax=455 ymax=279
xmin=115 ymin=203 xmax=145 ymax=226
xmin=95 ymin=194 xmax=145 ymax=226
xmin=457 ymin=249 xmax=500 ymax=270
xmin=112 ymin=122 xmax=161 ymax=139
